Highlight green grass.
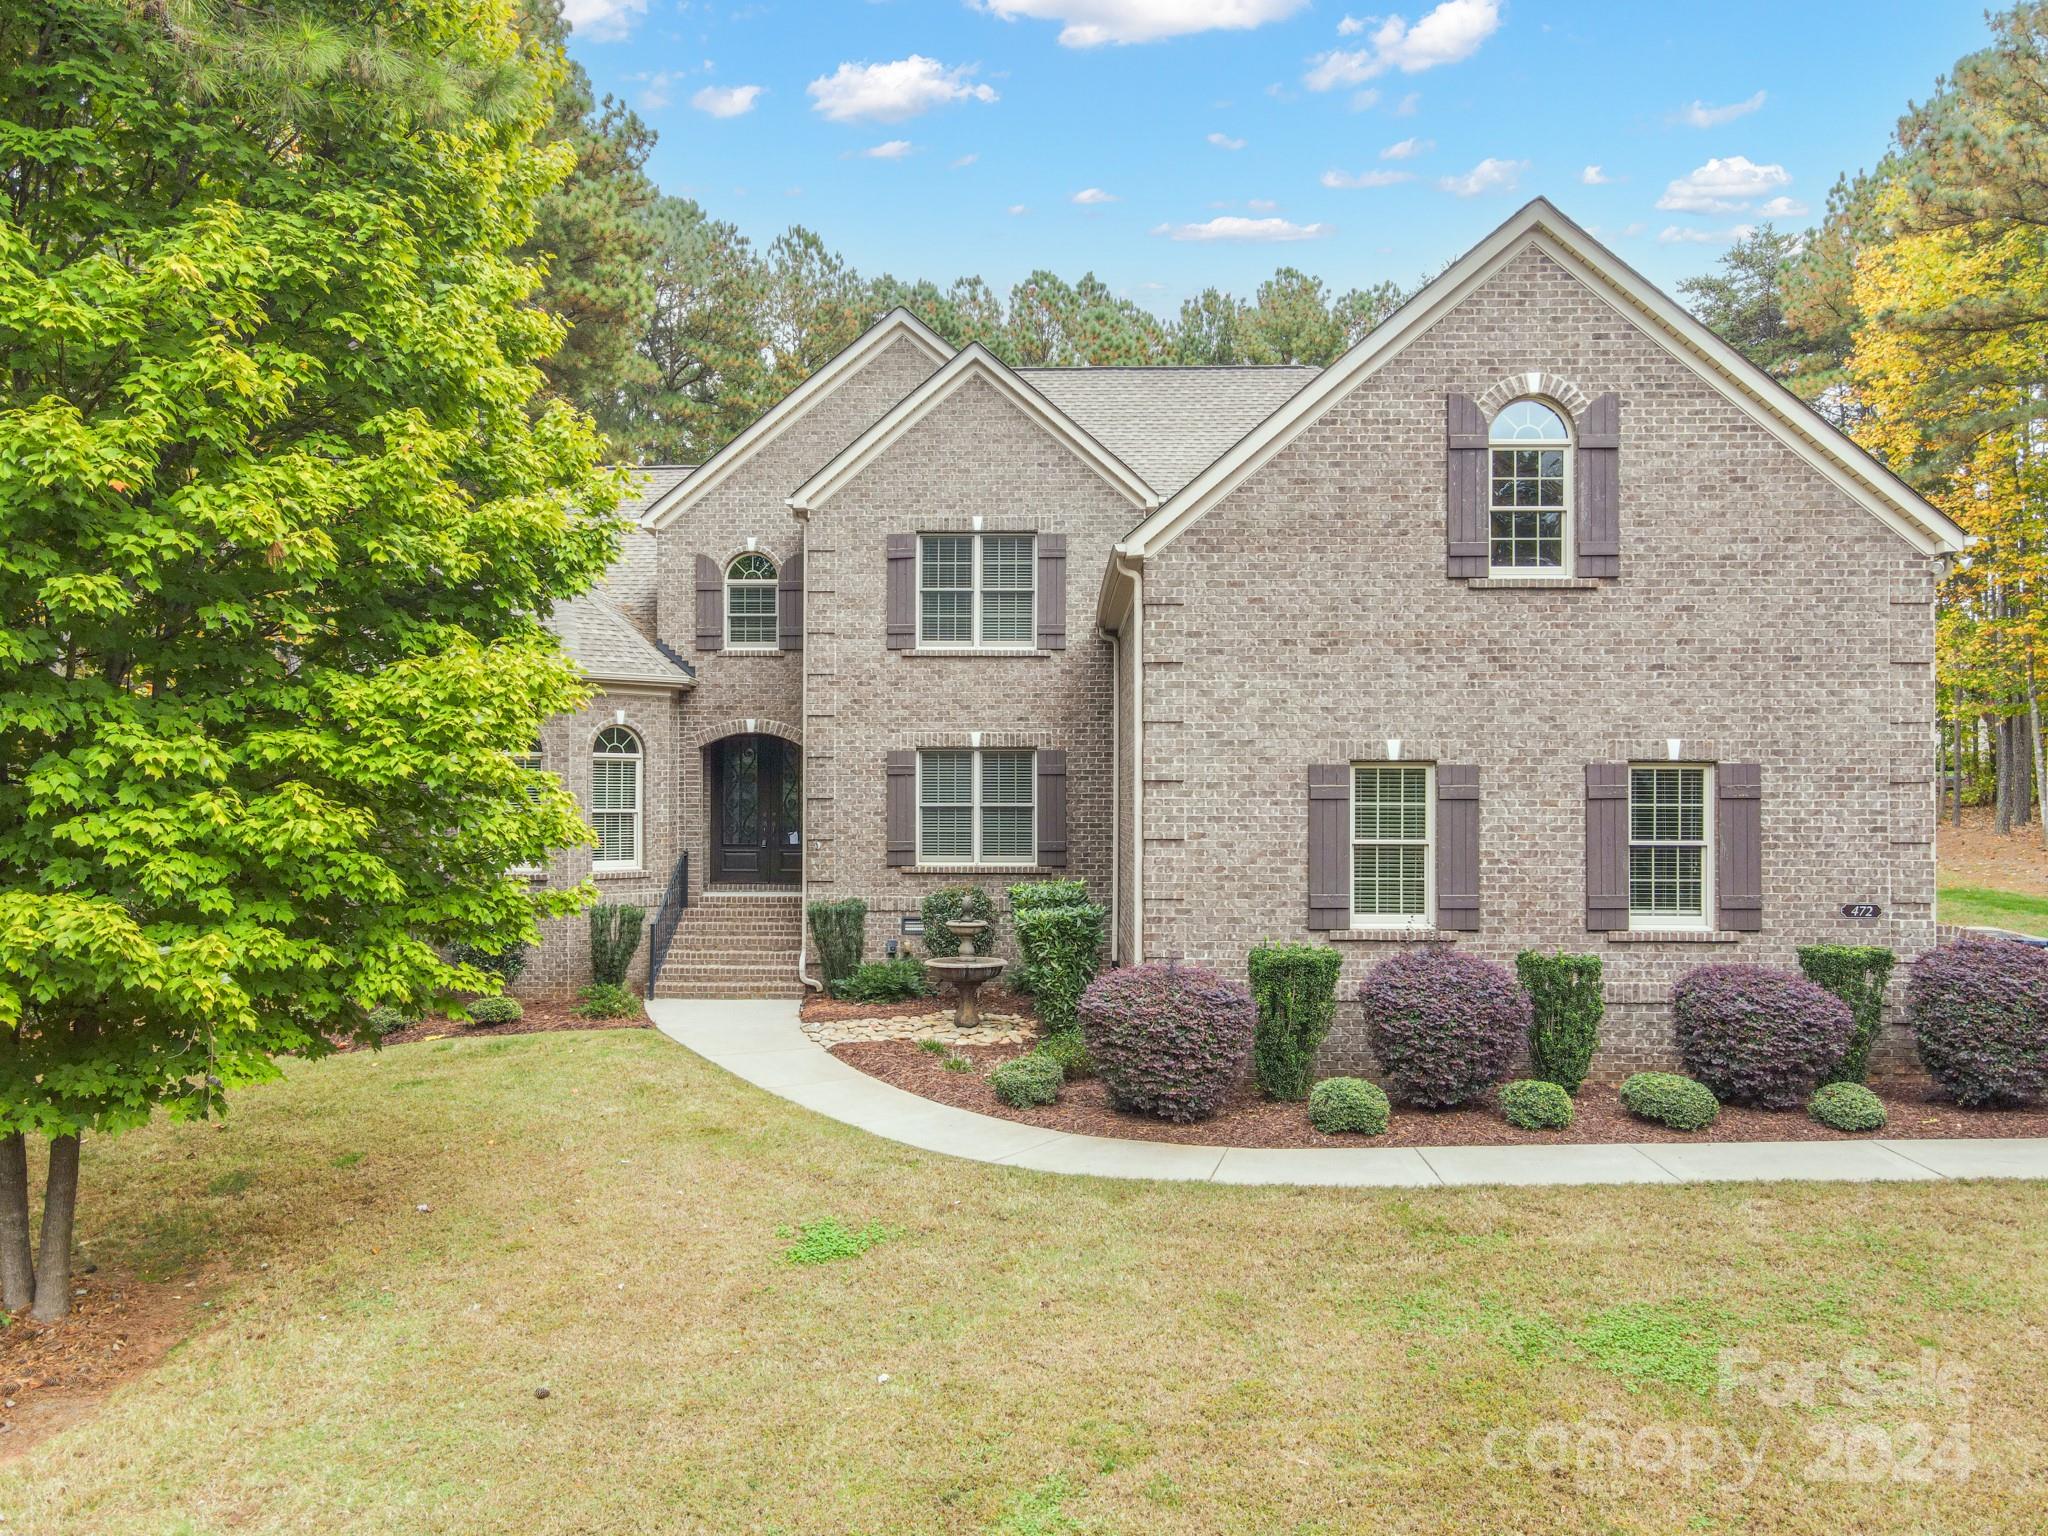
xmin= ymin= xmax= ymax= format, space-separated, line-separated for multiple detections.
xmin=1937 ymin=883 xmax=2048 ymax=935
xmin=0 ymin=1030 xmax=2043 ymax=1533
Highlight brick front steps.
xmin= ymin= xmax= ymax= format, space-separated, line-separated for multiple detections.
xmin=652 ymin=890 xmax=806 ymax=1000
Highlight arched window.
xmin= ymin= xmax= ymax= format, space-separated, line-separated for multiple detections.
xmin=591 ymin=726 xmax=641 ymax=870
xmin=1488 ymin=399 xmax=1570 ymax=572
xmin=725 ymin=552 xmax=778 ymax=648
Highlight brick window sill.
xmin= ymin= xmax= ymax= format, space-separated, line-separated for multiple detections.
xmin=1326 ymin=927 xmax=1462 ymax=943
xmin=902 ymin=648 xmax=1054 ymax=660
xmin=592 ymin=867 xmax=646 ymax=881
xmin=1465 ymin=577 xmax=1603 ymax=591
xmin=716 ymin=647 xmax=786 ymax=658
xmin=1605 ymin=929 xmax=1743 ymax=944
xmin=905 ymin=863 xmax=1061 ymax=876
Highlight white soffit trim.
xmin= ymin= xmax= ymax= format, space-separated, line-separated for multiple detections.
xmin=640 ymin=308 xmax=952 ymax=530
xmin=786 ymin=344 xmax=1161 ymax=513
xmin=1117 ymin=198 xmax=1966 ymax=562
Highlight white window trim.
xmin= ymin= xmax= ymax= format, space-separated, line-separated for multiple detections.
xmin=1350 ymin=761 xmax=1434 ymax=930
xmin=1487 ymin=401 xmax=1574 ymax=579
xmin=1627 ymin=762 xmax=1714 ymax=930
xmin=916 ymin=747 xmax=1038 ymax=867
xmin=917 ymin=532 xmax=1036 ymax=651
xmin=724 ymin=553 xmax=779 ymax=651
xmin=591 ymin=728 xmax=643 ymax=873
xmin=510 ymin=745 xmax=547 ymax=877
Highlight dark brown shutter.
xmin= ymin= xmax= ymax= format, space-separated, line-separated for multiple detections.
xmin=886 ymin=534 xmax=916 ymax=650
xmin=1036 ymin=533 xmax=1067 ymax=651
xmin=1308 ymin=764 xmax=1350 ymax=930
xmin=886 ymin=750 xmax=916 ymax=866
xmin=1577 ymin=392 xmax=1620 ymax=579
xmin=777 ymin=552 xmax=804 ymax=652
xmin=1585 ymin=763 xmax=1629 ymax=931
xmin=1446 ymin=393 xmax=1489 ymax=579
xmin=1436 ymin=765 xmax=1480 ymax=931
xmin=1717 ymin=762 xmax=1762 ymax=931
xmin=1036 ymin=749 xmax=1068 ymax=867
xmin=694 ymin=554 xmax=722 ymax=651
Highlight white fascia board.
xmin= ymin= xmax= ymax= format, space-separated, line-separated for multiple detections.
xmin=640 ymin=308 xmax=951 ymax=530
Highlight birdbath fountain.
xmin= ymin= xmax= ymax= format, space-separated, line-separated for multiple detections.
xmin=924 ymin=919 xmax=1006 ymax=1031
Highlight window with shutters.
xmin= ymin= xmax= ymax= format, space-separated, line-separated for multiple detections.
xmin=919 ymin=534 xmax=1035 ymax=647
xmin=724 ymin=552 xmax=778 ymax=648
xmin=1488 ymin=399 xmax=1571 ymax=573
xmin=510 ymin=742 xmax=546 ymax=876
xmin=591 ymin=726 xmax=642 ymax=871
xmin=1628 ymin=765 xmax=1712 ymax=927
xmin=918 ymin=748 xmax=1035 ymax=865
xmin=1351 ymin=764 xmax=1432 ymax=927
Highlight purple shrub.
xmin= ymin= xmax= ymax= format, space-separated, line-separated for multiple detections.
xmin=1673 ymin=964 xmax=1853 ymax=1108
xmin=1078 ymin=963 xmax=1255 ymax=1122
xmin=1359 ymin=949 xmax=1527 ymax=1107
xmin=1908 ymin=939 xmax=2048 ymax=1107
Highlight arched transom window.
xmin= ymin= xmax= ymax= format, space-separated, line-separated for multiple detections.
xmin=1488 ymin=399 xmax=1571 ymax=572
xmin=725 ymin=552 xmax=778 ymax=648
xmin=591 ymin=726 xmax=642 ymax=870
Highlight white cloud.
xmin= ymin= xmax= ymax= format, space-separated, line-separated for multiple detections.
xmin=1337 ymin=13 xmax=1367 ymax=33
xmin=1394 ymin=90 xmax=1420 ymax=115
xmin=1381 ymin=136 xmax=1433 ymax=160
xmin=1303 ymin=0 xmax=1500 ymax=89
xmin=1658 ymin=223 xmax=1757 ymax=244
xmin=1438 ymin=156 xmax=1526 ymax=196
xmin=1580 ymin=164 xmax=1612 ymax=185
xmin=1008 ymin=203 xmax=1030 ymax=215
xmin=1679 ymin=90 xmax=1767 ymax=128
xmin=1321 ymin=167 xmax=1413 ymax=188
xmin=859 ymin=139 xmax=915 ymax=159
xmin=1153 ymin=215 xmax=1333 ymax=242
xmin=1247 ymin=197 xmax=1278 ymax=211
xmin=807 ymin=56 xmax=998 ymax=123
xmin=1656 ymin=155 xmax=1791 ymax=212
xmin=977 ymin=0 xmax=1308 ymax=48
xmin=1207 ymin=131 xmax=1247 ymax=150
xmin=691 ymin=83 xmax=763 ymax=118
xmin=951 ymin=153 xmax=980 ymax=168
xmin=1757 ymin=194 xmax=1810 ymax=218
xmin=560 ymin=0 xmax=645 ymax=40
xmin=1072 ymin=186 xmax=1119 ymax=204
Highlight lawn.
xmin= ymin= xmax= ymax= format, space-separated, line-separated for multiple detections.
xmin=1 ymin=1029 xmax=2043 ymax=1534
xmin=1938 ymin=806 xmax=2048 ymax=934
xmin=1935 ymin=883 xmax=2048 ymax=937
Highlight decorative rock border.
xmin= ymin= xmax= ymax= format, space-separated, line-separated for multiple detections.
xmin=800 ymin=1012 xmax=1034 ymax=1048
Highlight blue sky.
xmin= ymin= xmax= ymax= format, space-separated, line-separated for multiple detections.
xmin=561 ymin=0 xmax=1996 ymax=314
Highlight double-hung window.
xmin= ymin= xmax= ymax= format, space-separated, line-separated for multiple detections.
xmin=1628 ymin=765 xmax=1710 ymax=927
xmin=919 ymin=534 xmax=1035 ymax=647
xmin=1488 ymin=398 xmax=1571 ymax=573
xmin=1351 ymin=764 xmax=1432 ymax=927
xmin=725 ymin=552 xmax=778 ymax=648
xmin=591 ymin=726 xmax=642 ymax=871
xmin=510 ymin=743 xmax=546 ymax=876
xmin=918 ymin=748 xmax=1035 ymax=865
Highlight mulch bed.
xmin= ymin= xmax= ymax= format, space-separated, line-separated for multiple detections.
xmin=832 ymin=1038 xmax=2048 ymax=1148
xmin=341 ymin=997 xmax=649 ymax=1051
xmin=802 ymin=989 xmax=1039 ymax=1024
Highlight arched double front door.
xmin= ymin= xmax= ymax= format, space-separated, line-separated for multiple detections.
xmin=707 ymin=733 xmax=801 ymax=885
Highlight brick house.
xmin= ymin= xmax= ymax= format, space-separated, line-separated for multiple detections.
xmin=526 ymin=200 xmax=1965 ymax=1076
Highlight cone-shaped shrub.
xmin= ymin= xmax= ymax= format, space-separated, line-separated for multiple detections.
xmin=1673 ymin=964 xmax=1853 ymax=1108
xmin=1908 ymin=938 xmax=2048 ymax=1106
xmin=1360 ymin=948 xmax=1527 ymax=1107
xmin=1079 ymin=963 xmax=1255 ymax=1123
xmin=1248 ymin=942 xmax=1342 ymax=1101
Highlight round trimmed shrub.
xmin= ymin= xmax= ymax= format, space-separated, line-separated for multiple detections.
xmin=990 ymin=1053 xmax=1063 ymax=1108
xmin=1359 ymin=948 xmax=1528 ymax=1107
xmin=1673 ymin=964 xmax=1854 ymax=1108
xmin=468 ymin=995 xmax=523 ymax=1027
xmin=366 ymin=1005 xmax=415 ymax=1038
xmin=1809 ymin=1082 xmax=1887 ymax=1133
xmin=1908 ymin=938 xmax=2048 ymax=1107
xmin=1034 ymin=1031 xmax=1094 ymax=1081
xmin=1309 ymin=1077 xmax=1390 ymax=1136
xmin=1500 ymin=1079 xmax=1574 ymax=1131
xmin=1079 ymin=963 xmax=1255 ymax=1123
xmin=1618 ymin=1072 xmax=1719 ymax=1132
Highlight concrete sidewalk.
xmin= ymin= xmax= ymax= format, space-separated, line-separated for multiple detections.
xmin=643 ymin=998 xmax=2048 ymax=1189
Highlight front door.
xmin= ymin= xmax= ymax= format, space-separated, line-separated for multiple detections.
xmin=710 ymin=735 xmax=801 ymax=885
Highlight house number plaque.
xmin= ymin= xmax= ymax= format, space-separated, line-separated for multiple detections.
xmin=1840 ymin=904 xmax=1882 ymax=920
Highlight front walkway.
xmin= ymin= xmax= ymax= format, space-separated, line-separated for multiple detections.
xmin=643 ymin=998 xmax=2048 ymax=1188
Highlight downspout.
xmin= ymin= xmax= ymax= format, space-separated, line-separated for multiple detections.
xmin=1117 ymin=553 xmax=1145 ymax=967
xmin=795 ymin=513 xmax=821 ymax=993
xmin=1108 ymin=623 xmax=1119 ymax=965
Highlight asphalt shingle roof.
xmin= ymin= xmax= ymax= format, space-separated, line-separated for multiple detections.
xmin=617 ymin=463 xmax=695 ymax=520
xmin=1017 ymin=366 xmax=1319 ymax=495
xmin=546 ymin=591 xmax=694 ymax=689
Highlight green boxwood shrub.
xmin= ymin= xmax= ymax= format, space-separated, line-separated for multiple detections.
xmin=588 ymin=904 xmax=645 ymax=988
xmin=990 ymin=1052 xmax=1063 ymax=1108
xmin=366 ymin=1005 xmax=415 ymax=1038
xmin=1033 ymin=1031 xmax=1094 ymax=1081
xmin=1515 ymin=950 xmax=1603 ymax=1094
xmin=450 ymin=939 xmax=530 ymax=989
xmin=577 ymin=981 xmax=638 ymax=1019
xmin=1500 ymin=1078 xmax=1574 ymax=1131
xmin=1308 ymin=1077 xmax=1390 ymax=1136
xmin=1809 ymin=1081 xmax=1888 ymax=1132
xmin=1007 ymin=880 xmax=1090 ymax=991
xmin=468 ymin=995 xmax=523 ymax=1027
xmin=1797 ymin=945 xmax=1895 ymax=1084
xmin=1247 ymin=943 xmax=1342 ymax=1102
xmin=921 ymin=887 xmax=996 ymax=957
xmin=832 ymin=958 xmax=932 ymax=1003
xmin=1015 ymin=902 xmax=1107 ymax=1034
xmin=1618 ymin=1072 xmax=1720 ymax=1132
xmin=808 ymin=899 xmax=868 ymax=992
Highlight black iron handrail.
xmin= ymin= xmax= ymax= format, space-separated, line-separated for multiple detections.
xmin=647 ymin=851 xmax=689 ymax=995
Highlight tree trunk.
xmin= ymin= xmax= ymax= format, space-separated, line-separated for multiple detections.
xmin=29 ymin=1134 xmax=78 ymax=1324
xmin=2030 ymin=661 xmax=2047 ymax=850
xmin=0 ymin=1133 xmax=33 ymax=1313
xmin=1952 ymin=715 xmax=1966 ymax=827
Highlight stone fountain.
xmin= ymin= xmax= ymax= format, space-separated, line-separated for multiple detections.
xmin=924 ymin=919 xmax=1006 ymax=1030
